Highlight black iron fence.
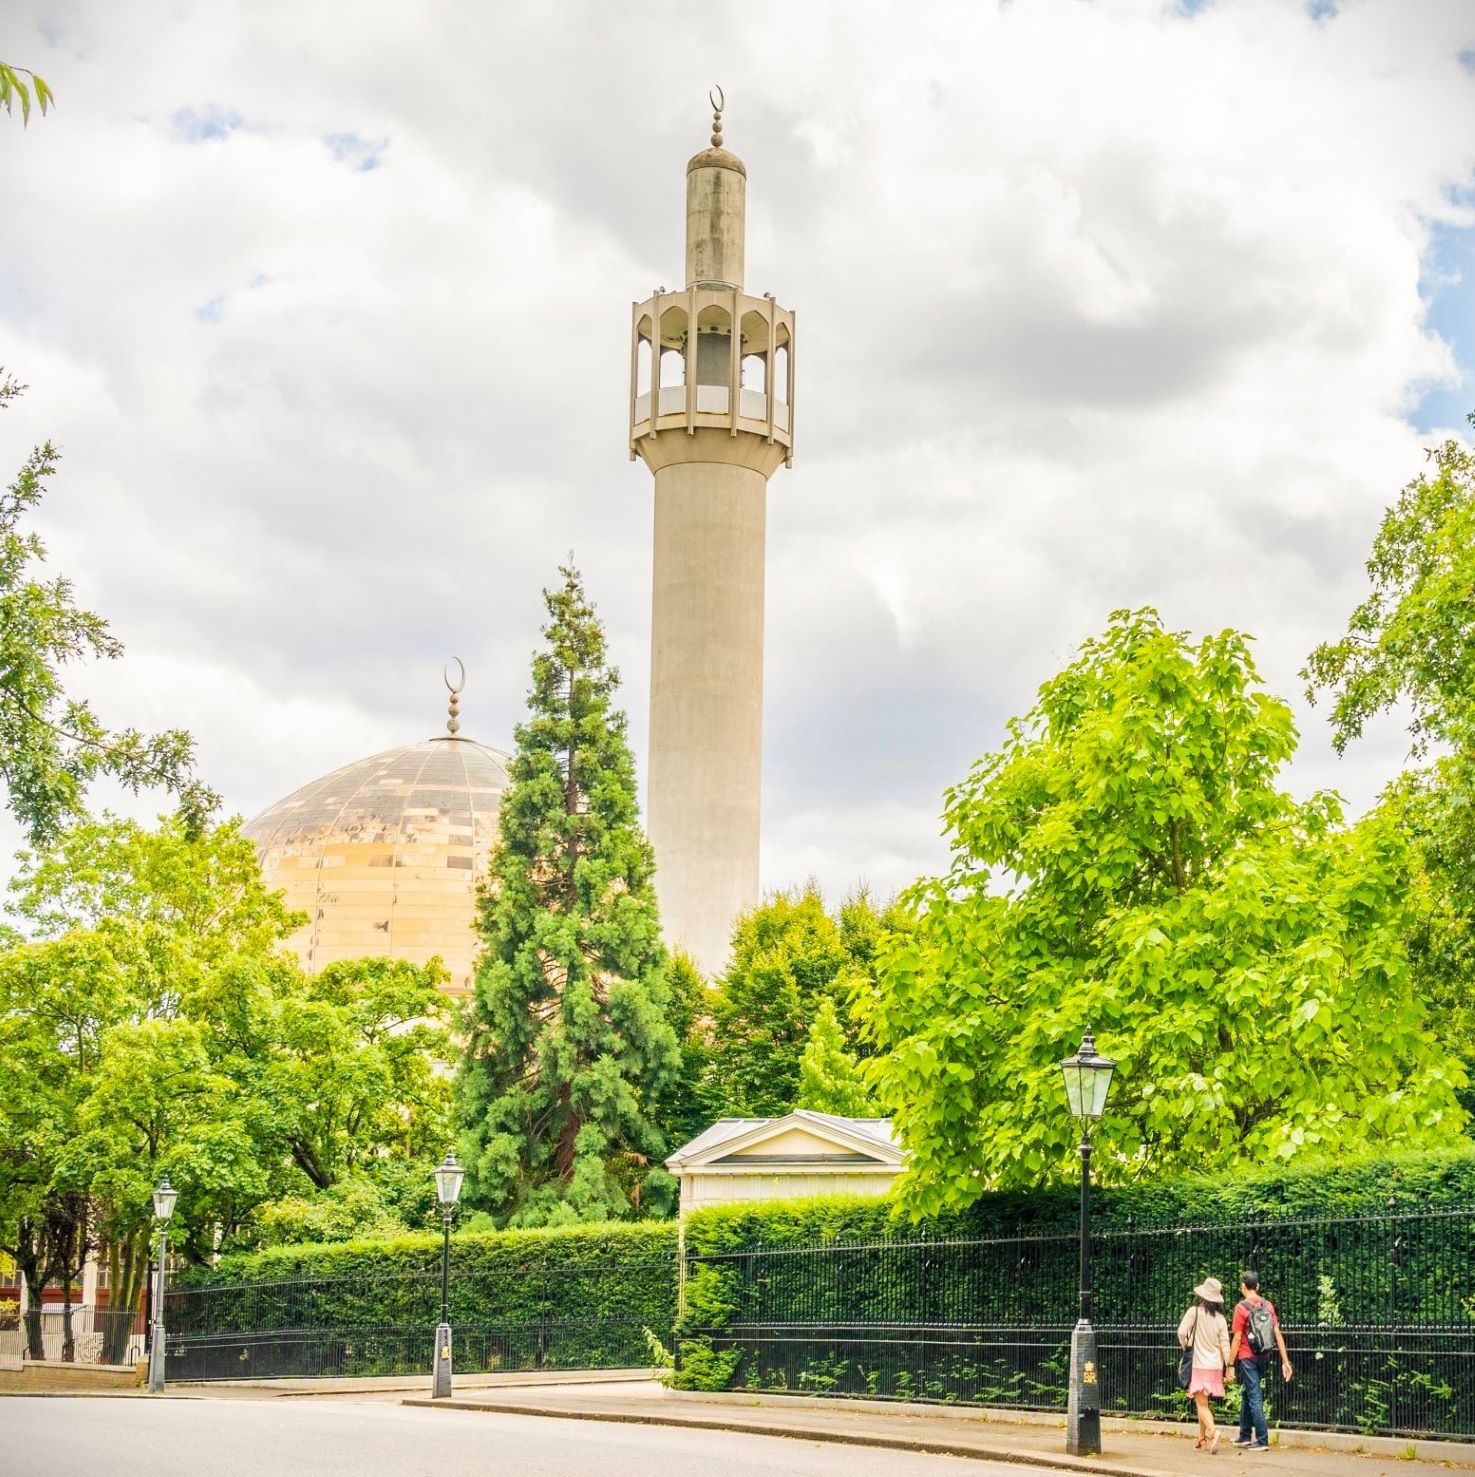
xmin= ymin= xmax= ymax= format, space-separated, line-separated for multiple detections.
xmin=683 ymin=1203 xmax=1475 ymax=1439
xmin=164 ymin=1258 xmax=675 ymax=1382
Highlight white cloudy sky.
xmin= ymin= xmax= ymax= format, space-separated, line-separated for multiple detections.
xmin=2 ymin=0 xmax=1473 ymax=902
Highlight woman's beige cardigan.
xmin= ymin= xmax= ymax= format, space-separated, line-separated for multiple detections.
xmin=1177 ymin=1306 xmax=1231 ymax=1369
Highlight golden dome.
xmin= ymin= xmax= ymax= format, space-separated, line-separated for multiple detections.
xmin=243 ymin=734 xmax=511 ymax=996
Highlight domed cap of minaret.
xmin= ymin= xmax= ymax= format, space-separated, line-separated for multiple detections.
xmin=687 ymin=84 xmax=747 ymax=176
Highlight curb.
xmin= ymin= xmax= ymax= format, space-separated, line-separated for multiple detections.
xmin=400 ymin=1396 xmax=1176 ymax=1476
xmin=661 ymin=1390 xmax=1475 ymax=1466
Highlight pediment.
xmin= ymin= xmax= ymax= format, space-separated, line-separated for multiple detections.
xmin=667 ymin=1110 xmax=905 ymax=1170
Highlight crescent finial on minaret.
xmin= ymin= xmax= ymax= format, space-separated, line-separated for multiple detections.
xmin=443 ymin=657 xmax=465 ymax=735
xmin=709 ymin=85 xmax=725 ymax=149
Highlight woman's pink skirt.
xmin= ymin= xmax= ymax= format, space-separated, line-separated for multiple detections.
xmin=1188 ymin=1367 xmax=1225 ymax=1398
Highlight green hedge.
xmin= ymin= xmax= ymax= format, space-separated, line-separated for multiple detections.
xmin=174 ymin=1221 xmax=678 ymax=1375
xmin=672 ymin=1147 xmax=1475 ymax=1395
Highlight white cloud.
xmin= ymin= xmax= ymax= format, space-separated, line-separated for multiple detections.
xmin=1 ymin=0 xmax=1473 ymax=906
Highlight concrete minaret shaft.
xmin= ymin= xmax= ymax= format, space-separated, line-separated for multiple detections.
xmin=629 ymin=98 xmax=795 ymax=978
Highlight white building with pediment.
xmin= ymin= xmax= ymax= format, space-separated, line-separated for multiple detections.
xmin=665 ymin=1111 xmax=905 ymax=1218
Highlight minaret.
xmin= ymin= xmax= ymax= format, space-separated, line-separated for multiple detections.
xmin=629 ymin=92 xmax=795 ymax=978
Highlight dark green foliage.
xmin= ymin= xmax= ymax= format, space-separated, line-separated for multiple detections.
xmin=456 ymin=566 xmax=681 ymax=1225
xmin=175 ymin=1221 xmax=678 ymax=1375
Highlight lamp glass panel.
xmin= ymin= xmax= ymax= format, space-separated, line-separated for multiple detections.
xmin=435 ymin=1158 xmax=465 ymax=1207
xmin=153 ymin=1182 xmax=178 ymax=1222
xmin=1061 ymin=1061 xmax=1088 ymax=1119
xmin=1085 ymin=1059 xmax=1116 ymax=1118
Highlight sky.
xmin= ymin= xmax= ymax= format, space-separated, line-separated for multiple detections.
xmin=2 ymin=0 xmax=1474 ymax=904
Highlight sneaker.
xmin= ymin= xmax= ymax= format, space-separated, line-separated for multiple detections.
xmin=1247 ymin=1442 xmax=1271 ymax=1452
xmin=1232 ymin=1438 xmax=1254 ymax=1448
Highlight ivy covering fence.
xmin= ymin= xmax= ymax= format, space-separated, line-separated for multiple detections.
xmin=673 ymin=1149 xmax=1475 ymax=1440
xmin=167 ymin=1221 xmax=677 ymax=1381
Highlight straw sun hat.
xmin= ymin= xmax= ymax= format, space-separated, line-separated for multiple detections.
xmin=1193 ymin=1276 xmax=1225 ymax=1302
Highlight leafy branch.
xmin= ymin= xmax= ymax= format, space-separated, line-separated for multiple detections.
xmin=0 ymin=63 xmax=54 ymax=126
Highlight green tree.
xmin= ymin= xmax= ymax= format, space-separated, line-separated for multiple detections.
xmin=796 ymin=997 xmax=874 ymax=1117
xmin=0 ymin=929 xmax=129 ymax=1358
xmin=1305 ymin=422 xmax=1475 ymax=1100
xmin=661 ymin=950 xmax=716 ymax=1148
xmin=701 ymin=885 xmax=891 ymax=1119
xmin=1 ymin=375 xmax=215 ymax=843
xmin=1305 ymin=431 xmax=1475 ymax=755
xmin=257 ymin=955 xmax=452 ymax=1193
xmin=861 ymin=608 xmax=1465 ymax=1214
xmin=456 ymin=566 xmax=680 ymax=1225
xmin=0 ymin=812 xmax=456 ymax=1337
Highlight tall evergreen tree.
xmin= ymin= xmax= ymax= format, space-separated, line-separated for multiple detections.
xmin=456 ymin=566 xmax=681 ymax=1225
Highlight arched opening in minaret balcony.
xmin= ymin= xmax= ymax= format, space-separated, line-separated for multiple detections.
xmin=739 ymin=309 xmax=770 ymax=423
xmin=693 ymin=304 xmax=733 ymax=416
xmin=657 ymin=305 xmax=688 ymax=417
xmin=633 ymin=313 xmax=656 ymax=429
xmin=773 ymin=328 xmax=791 ymax=425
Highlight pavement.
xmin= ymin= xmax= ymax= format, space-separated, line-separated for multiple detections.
xmin=401 ymin=1378 xmax=1475 ymax=1477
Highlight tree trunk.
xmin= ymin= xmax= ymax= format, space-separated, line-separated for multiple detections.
xmin=14 ymin=1238 xmax=45 ymax=1362
xmin=60 ymin=1277 xmax=74 ymax=1363
xmin=22 ymin=1299 xmax=44 ymax=1362
xmin=101 ymin=1235 xmax=147 ymax=1366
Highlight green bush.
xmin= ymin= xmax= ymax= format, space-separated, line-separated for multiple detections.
xmin=673 ymin=1148 xmax=1475 ymax=1397
xmin=176 ymin=1220 xmax=677 ymax=1374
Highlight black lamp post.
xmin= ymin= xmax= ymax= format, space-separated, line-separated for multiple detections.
xmin=1059 ymin=1029 xmax=1116 ymax=1456
xmin=431 ymin=1151 xmax=465 ymax=1399
xmin=146 ymin=1176 xmax=178 ymax=1394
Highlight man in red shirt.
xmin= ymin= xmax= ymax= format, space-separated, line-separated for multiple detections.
xmin=1228 ymin=1270 xmax=1293 ymax=1450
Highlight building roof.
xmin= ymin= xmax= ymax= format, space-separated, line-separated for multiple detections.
xmin=243 ymin=733 xmax=511 ymax=995
xmin=666 ymin=1110 xmax=904 ymax=1170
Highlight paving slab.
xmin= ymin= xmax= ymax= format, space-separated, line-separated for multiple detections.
xmin=403 ymin=1378 xmax=1475 ymax=1477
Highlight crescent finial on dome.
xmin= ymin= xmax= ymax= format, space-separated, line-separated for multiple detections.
xmin=443 ymin=657 xmax=465 ymax=735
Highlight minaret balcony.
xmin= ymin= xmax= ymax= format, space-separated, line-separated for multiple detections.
xmin=629 ymin=286 xmax=794 ymax=462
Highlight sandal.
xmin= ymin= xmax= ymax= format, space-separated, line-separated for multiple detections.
xmin=1194 ymin=1438 xmax=1206 ymax=1450
xmin=1209 ymin=1432 xmax=1221 ymax=1454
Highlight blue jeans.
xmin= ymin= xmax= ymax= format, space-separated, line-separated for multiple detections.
xmin=1237 ymin=1357 xmax=1269 ymax=1444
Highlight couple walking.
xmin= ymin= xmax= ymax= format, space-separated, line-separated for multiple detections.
xmin=1177 ymin=1270 xmax=1293 ymax=1454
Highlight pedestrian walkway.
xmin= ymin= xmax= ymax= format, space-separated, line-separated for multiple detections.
xmin=402 ymin=1378 xmax=1475 ymax=1477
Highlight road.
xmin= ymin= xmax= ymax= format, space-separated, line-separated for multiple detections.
xmin=2 ymin=1396 xmax=1052 ymax=1477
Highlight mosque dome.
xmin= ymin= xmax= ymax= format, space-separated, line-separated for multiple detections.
xmin=243 ymin=729 xmax=511 ymax=997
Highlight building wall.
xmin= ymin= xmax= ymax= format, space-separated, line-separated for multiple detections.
xmin=678 ymin=1168 xmax=899 ymax=1216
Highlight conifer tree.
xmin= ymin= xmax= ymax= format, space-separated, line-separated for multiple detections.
xmin=456 ymin=566 xmax=681 ymax=1225
xmin=796 ymin=998 xmax=874 ymax=1117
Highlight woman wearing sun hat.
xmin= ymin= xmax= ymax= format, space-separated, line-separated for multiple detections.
xmin=1178 ymin=1275 xmax=1234 ymax=1452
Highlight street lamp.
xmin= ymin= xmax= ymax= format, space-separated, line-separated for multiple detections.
xmin=432 ymin=1151 xmax=465 ymax=1399
xmin=1059 ymin=1029 xmax=1116 ymax=1456
xmin=146 ymin=1176 xmax=178 ymax=1394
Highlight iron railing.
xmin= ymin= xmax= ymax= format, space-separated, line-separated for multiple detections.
xmin=683 ymin=1203 xmax=1475 ymax=1439
xmin=0 ymin=1304 xmax=146 ymax=1366
xmin=164 ymin=1258 xmax=675 ymax=1382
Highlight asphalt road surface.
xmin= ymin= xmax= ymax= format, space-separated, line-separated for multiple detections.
xmin=2 ymin=1396 xmax=1054 ymax=1477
